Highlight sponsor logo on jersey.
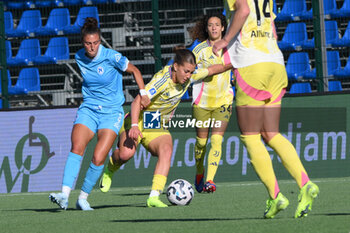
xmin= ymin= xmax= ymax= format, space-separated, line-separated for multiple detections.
xmin=97 ymin=66 xmax=104 ymax=75
xmin=149 ymin=88 xmax=157 ymax=96
xmin=115 ymin=54 xmax=121 ymax=63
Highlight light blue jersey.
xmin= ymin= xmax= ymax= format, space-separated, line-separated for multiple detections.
xmin=74 ymin=44 xmax=127 ymax=134
xmin=75 ymin=44 xmax=129 ymax=111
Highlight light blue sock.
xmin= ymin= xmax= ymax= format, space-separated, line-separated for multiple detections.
xmin=62 ymin=152 xmax=83 ymax=188
xmin=81 ymin=162 xmax=104 ymax=194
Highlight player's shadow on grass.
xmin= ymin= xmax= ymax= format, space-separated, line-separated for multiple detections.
xmin=111 ymin=217 xmax=263 ymax=223
xmin=14 ymin=208 xmax=69 ymax=213
xmin=319 ymin=213 xmax=350 ymax=216
xmin=16 ymin=203 xmax=145 ymax=212
xmin=114 ymin=192 xmax=149 ymax=197
xmin=93 ymin=203 xmax=145 ymax=209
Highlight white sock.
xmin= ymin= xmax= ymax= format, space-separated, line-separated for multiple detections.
xmin=62 ymin=186 xmax=71 ymax=197
xmin=149 ymin=190 xmax=160 ymax=198
xmin=78 ymin=191 xmax=89 ymax=200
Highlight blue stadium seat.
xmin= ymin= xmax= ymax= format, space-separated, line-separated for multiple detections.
xmin=289 ymin=83 xmax=312 ymax=94
xmin=332 ymin=21 xmax=350 ymax=47
xmin=304 ymin=51 xmax=342 ymax=79
xmin=34 ymin=8 xmax=70 ymax=36
xmin=94 ymin=0 xmax=109 ymax=3
xmin=275 ymin=0 xmax=308 ymax=21
xmin=328 ymin=80 xmax=342 ymax=91
xmin=278 ymin=23 xmax=308 ymax=51
xmin=5 ymin=40 xmax=12 ymax=60
xmin=323 ymin=0 xmax=338 ymax=16
xmin=4 ymin=11 xmax=14 ymax=37
xmin=34 ymin=0 xmax=53 ymax=7
xmin=286 ymin=52 xmax=311 ymax=80
xmin=83 ymin=0 xmax=109 ymax=4
xmin=187 ymin=39 xmax=201 ymax=51
xmin=334 ymin=55 xmax=350 ymax=78
xmin=300 ymin=0 xmax=337 ymax=20
xmin=302 ymin=21 xmax=340 ymax=49
xmin=6 ymin=1 xmax=25 ymax=9
xmin=324 ymin=21 xmax=340 ymax=45
xmin=6 ymin=10 xmax=42 ymax=38
xmin=272 ymin=0 xmax=277 ymax=16
xmin=0 ymin=70 xmax=26 ymax=95
xmin=35 ymin=0 xmax=63 ymax=7
xmin=181 ymin=90 xmax=190 ymax=100
xmin=7 ymin=1 xmax=35 ymax=9
xmin=300 ymin=8 xmax=313 ymax=20
xmin=7 ymin=39 xmax=41 ymax=67
xmin=33 ymin=37 xmax=69 ymax=65
xmin=62 ymin=7 xmax=100 ymax=35
xmin=62 ymin=0 xmax=82 ymax=6
xmin=166 ymin=59 xmax=174 ymax=66
xmin=13 ymin=68 xmax=41 ymax=92
xmin=330 ymin=0 xmax=350 ymax=18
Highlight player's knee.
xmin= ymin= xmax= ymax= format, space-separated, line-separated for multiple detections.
xmin=261 ymin=131 xmax=278 ymax=143
xmin=71 ymin=145 xmax=85 ymax=156
xmin=159 ymin=144 xmax=172 ymax=160
xmin=92 ymin=157 xmax=105 ymax=166
xmin=196 ymin=136 xmax=207 ymax=149
xmin=119 ymin=150 xmax=134 ymax=162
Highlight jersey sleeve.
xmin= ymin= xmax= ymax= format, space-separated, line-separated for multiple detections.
xmin=145 ymin=75 xmax=169 ymax=100
xmin=190 ymin=68 xmax=209 ymax=82
xmin=195 ymin=50 xmax=205 ymax=69
xmin=192 ymin=43 xmax=207 ymax=68
xmin=74 ymin=50 xmax=84 ymax=72
xmin=192 ymin=45 xmax=201 ymax=62
xmin=109 ymin=50 xmax=129 ymax=72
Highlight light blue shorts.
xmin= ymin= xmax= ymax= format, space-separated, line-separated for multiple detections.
xmin=74 ymin=105 xmax=124 ymax=135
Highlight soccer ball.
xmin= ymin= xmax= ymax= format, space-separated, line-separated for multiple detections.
xmin=166 ymin=179 xmax=194 ymax=206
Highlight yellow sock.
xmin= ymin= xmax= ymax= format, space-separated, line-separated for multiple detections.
xmin=267 ymin=133 xmax=309 ymax=188
xmin=206 ymin=134 xmax=223 ymax=182
xmin=107 ymin=156 xmax=123 ymax=173
xmin=151 ymin=174 xmax=167 ymax=194
xmin=241 ymin=134 xmax=280 ymax=199
xmin=195 ymin=136 xmax=207 ymax=175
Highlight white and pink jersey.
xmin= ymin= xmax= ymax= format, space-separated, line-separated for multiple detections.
xmin=224 ymin=0 xmax=284 ymax=68
xmin=192 ymin=40 xmax=233 ymax=109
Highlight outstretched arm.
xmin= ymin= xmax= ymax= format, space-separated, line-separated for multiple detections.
xmin=125 ymin=63 xmax=151 ymax=109
xmin=191 ymin=63 xmax=233 ymax=82
xmin=213 ymin=0 xmax=250 ymax=55
xmin=128 ymin=95 xmax=143 ymax=140
xmin=207 ymin=63 xmax=233 ymax=77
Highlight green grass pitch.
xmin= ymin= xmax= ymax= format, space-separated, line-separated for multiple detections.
xmin=1 ymin=177 xmax=349 ymax=233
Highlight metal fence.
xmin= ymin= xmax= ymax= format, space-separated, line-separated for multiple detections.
xmin=0 ymin=0 xmax=349 ymax=109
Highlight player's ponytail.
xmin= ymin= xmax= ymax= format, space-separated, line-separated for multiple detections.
xmin=81 ymin=17 xmax=101 ymax=40
xmin=173 ymin=49 xmax=196 ymax=66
